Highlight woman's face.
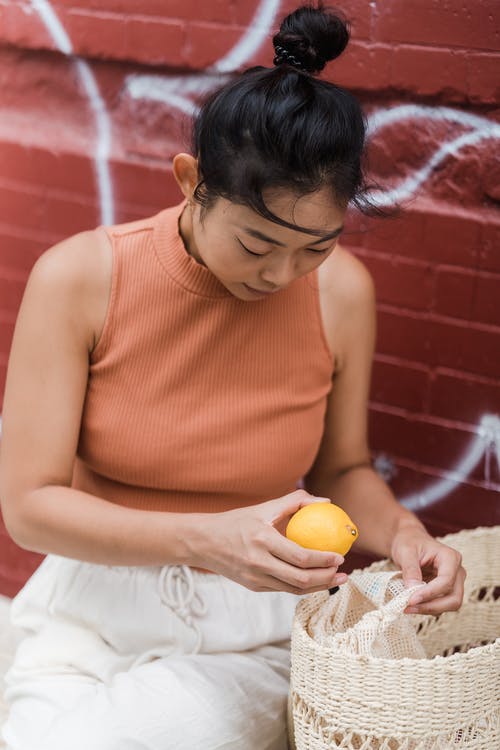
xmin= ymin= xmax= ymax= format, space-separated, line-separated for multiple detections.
xmin=180 ymin=187 xmax=346 ymax=301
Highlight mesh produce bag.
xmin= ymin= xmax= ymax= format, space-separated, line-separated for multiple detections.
xmin=288 ymin=526 xmax=500 ymax=750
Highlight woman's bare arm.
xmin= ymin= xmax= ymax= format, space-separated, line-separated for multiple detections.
xmin=0 ymin=230 xmax=201 ymax=566
xmin=306 ymin=247 xmax=425 ymax=558
xmin=308 ymin=247 xmax=466 ymax=614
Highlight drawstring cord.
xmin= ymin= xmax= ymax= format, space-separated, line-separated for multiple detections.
xmin=157 ymin=565 xmax=207 ymax=654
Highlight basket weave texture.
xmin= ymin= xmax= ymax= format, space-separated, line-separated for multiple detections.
xmin=288 ymin=526 xmax=500 ymax=750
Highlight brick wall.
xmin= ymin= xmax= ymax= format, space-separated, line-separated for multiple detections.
xmin=0 ymin=0 xmax=499 ymax=595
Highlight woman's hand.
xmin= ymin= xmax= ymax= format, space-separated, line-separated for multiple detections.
xmin=390 ymin=524 xmax=467 ymax=616
xmin=190 ymin=490 xmax=348 ymax=594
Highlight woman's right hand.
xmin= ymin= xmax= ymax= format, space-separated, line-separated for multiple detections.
xmin=188 ymin=490 xmax=348 ymax=594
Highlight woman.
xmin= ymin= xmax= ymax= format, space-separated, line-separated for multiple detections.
xmin=0 ymin=4 xmax=465 ymax=749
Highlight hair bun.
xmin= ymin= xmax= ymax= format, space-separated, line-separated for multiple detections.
xmin=272 ymin=3 xmax=349 ymax=75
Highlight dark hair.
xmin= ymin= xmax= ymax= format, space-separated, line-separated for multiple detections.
xmin=191 ymin=3 xmax=373 ymax=233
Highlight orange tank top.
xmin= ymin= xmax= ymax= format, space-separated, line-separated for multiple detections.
xmin=72 ymin=200 xmax=334 ymax=512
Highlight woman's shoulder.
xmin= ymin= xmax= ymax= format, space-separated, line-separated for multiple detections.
xmin=318 ymin=244 xmax=374 ymax=308
xmin=317 ymin=244 xmax=375 ymax=363
xmin=27 ymin=227 xmax=112 ymax=353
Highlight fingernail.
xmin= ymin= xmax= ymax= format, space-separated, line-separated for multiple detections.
xmin=333 ymin=555 xmax=344 ymax=566
xmin=405 ymin=606 xmax=419 ymax=614
xmin=336 ymin=574 xmax=348 ymax=584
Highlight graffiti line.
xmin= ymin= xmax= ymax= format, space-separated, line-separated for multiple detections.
xmin=213 ymin=0 xmax=281 ymax=73
xmin=368 ymin=104 xmax=500 ymax=136
xmin=126 ymin=0 xmax=281 ymax=116
xmin=401 ymin=414 xmax=500 ymax=510
xmin=30 ymin=0 xmax=72 ymax=54
xmin=370 ymin=126 xmax=500 ymax=208
xmin=366 ymin=104 xmax=500 ymax=208
xmin=29 ymin=0 xmax=114 ymax=224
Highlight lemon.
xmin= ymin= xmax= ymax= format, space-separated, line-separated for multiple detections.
xmin=285 ymin=502 xmax=359 ymax=555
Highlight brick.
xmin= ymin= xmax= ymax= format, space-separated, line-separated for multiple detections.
xmin=232 ymin=0 xmax=279 ymax=28
xmin=431 ymin=143 xmax=490 ymax=206
xmin=373 ymin=0 xmax=500 ymax=51
xmin=377 ymin=308 xmax=500 ymax=379
xmin=427 ymin=317 xmax=500 ymax=379
xmin=185 ymin=23 xmax=246 ymax=70
xmin=325 ymin=41 xmax=392 ymax=92
xmin=0 ymin=141 xmax=95 ymax=197
xmin=468 ymin=53 xmax=500 ymax=104
xmin=480 ymin=222 xmax=500 ymax=273
xmin=430 ymin=370 xmax=500 ymax=424
xmin=0 ymin=232 xmax=46 ymax=274
xmin=42 ymin=193 xmax=101 ymax=236
xmin=357 ymin=250 xmax=434 ymax=311
xmin=389 ymin=465 xmax=499 ymax=529
xmin=0 ymin=272 xmax=27 ymax=314
xmin=390 ymin=46 xmax=468 ymax=100
xmin=0 ymin=2 xmax=56 ymax=52
xmin=355 ymin=210 xmax=426 ymax=259
xmin=481 ymin=152 xmax=500 ymax=204
xmin=434 ymin=267 xmax=475 ymax=320
xmin=177 ymin=0 xmax=234 ymax=25
xmin=65 ymin=9 xmax=127 ymax=60
xmin=58 ymin=0 xmax=236 ymax=24
xmin=473 ymin=272 xmax=500 ymax=327
xmin=369 ymin=406 xmax=482 ymax=479
xmin=0 ymin=48 xmax=89 ymax=121
xmin=111 ymin=161 xmax=179 ymax=214
xmin=0 ymin=186 xmax=99 ymax=238
xmin=0 ymin=359 xmax=6 ymax=405
xmin=377 ymin=309 xmax=432 ymax=364
xmin=0 ymin=315 xmax=16 ymax=357
xmin=123 ymin=17 xmax=186 ymax=67
xmin=371 ymin=356 xmax=430 ymax=413
xmin=422 ymin=208 xmax=482 ymax=267
xmin=64 ymin=10 xmax=187 ymax=66
xmin=52 ymin=1 xmax=193 ymax=16
xmin=0 ymin=523 xmax=43 ymax=596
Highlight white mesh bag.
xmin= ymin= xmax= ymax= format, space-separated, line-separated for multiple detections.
xmin=288 ymin=526 xmax=500 ymax=750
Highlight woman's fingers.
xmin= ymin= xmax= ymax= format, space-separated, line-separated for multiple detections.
xmin=265 ymin=524 xmax=344 ymax=569
xmin=249 ymin=568 xmax=349 ymax=595
xmin=248 ymin=527 xmax=346 ymax=592
xmin=406 ymin=548 xmax=466 ymax=609
xmin=405 ymin=564 xmax=466 ymax=615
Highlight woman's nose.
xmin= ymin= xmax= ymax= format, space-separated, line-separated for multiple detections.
xmin=261 ymin=257 xmax=297 ymax=288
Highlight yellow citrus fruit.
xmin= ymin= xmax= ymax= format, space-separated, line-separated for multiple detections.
xmin=285 ymin=502 xmax=359 ymax=555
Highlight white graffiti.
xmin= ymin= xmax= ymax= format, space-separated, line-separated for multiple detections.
xmin=367 ymin=105 xmax=500 ymax=207
xmin=9 ymin=0 xmax=500 ymax=513
xmin=28 ymin=0 xmax=114 ymax=224
xmin=126 ymin=0 xmax=281 ymax=116
xmin=400 ymin=414 xmax=500 ymax=511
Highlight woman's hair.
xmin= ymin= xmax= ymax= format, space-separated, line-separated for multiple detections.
xmin=191 ymin=2 xmax=373 ymax=232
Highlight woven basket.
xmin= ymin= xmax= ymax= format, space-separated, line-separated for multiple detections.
xmin=288 ymin=526 xmax=500 ymax=750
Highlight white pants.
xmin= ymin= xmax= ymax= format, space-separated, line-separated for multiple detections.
xmin=2 ymin=555 xmax=300 ymax=750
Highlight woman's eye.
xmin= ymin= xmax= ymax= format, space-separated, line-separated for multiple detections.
xmin=237 ymin=239 xmax=263 ymax=257
xmin=307 ymin=244 xmax=333 ymax=254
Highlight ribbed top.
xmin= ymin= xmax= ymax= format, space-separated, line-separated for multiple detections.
xmin=72 ymin=201 xmax=334 ymax=513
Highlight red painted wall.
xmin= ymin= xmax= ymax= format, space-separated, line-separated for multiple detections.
xmin=0 ymin=0 xmax=499 ymax=596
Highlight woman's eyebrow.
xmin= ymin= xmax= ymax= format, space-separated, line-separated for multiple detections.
xmin=242 ymin=225 xmax=344 ymax=246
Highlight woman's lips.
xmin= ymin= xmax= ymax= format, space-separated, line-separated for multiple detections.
xmin=243 ymin=283 xmax=279 ymax=296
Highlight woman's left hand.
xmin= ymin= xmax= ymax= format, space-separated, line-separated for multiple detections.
xmin=390 ymin=525 xmax=467 ymax=616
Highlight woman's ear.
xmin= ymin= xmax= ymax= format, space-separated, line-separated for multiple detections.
xmin=172 ymin=153 xmax=199 ymax=200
